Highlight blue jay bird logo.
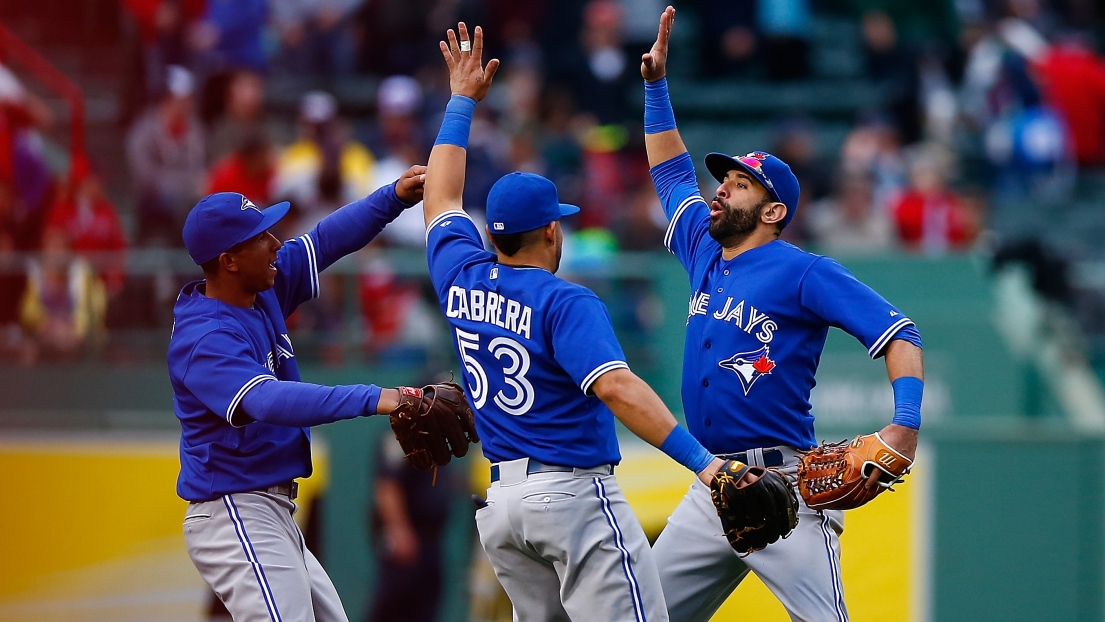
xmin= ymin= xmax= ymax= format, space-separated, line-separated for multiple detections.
xmin=719 ymin=345 xmax=776 ymax=396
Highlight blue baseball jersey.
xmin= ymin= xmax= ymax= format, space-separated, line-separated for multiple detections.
xmin=170 ymin=185 xmax=409 ymax=502
xmin=169 ymin=233 xmax=320 ymax=501
xmin=425 ymin=210 xmax=627 ymax=468
xmin=652 ymin=153 xmax=916 ymax=453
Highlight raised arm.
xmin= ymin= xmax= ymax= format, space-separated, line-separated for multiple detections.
xmin=592 ymin=368 xmax=723 ymax=486
xmin=424 ymin=22 xmax=500 ymax=226
xmin=641 ymin=6 xmax=691 ymax=168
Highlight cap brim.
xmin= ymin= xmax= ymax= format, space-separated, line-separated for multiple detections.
xmin=704 ymin=153 xmax=782 ymax=204
xmin=559 ymin=203 xmax=580 ymax=217
xmin=238 ymin=201 xmax=291 ymax=246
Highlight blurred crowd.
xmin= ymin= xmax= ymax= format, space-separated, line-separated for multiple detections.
xmin=0 ymin=0 xmax=1103 ymax=365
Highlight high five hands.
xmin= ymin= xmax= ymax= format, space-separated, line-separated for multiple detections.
xmin=439 ymin=23 xmax=500 ymax=102
xmin=641 ymin=6 xmax=675 ymax=82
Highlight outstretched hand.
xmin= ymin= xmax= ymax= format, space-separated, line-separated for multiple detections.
xmin=439 ymin=23 xmax=500 ymax=102
xmin=641 ymin=6 xmax=675 ymax=82
xmin=395 ymin=165 xmax=427 ymax=204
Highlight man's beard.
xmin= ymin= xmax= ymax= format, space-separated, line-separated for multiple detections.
xmin=708 ymin=195 xmax=770 ymax=245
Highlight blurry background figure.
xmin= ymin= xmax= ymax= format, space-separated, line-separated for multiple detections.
xmin=43 ymin=155 xmax=128 ymax=302
xmin=0 ymin=180 xmax=31 ymax=363
xmin=758 ymin=0 xmax=812 ymax=81
xmin=126 ymin=65 xmax=206 ymax=247
xmin=119 ymin=0 xmax=204 ymax=124
xmin=207 ymin=132 xmax=276 ymax=207
xmin=20 ymin=227 xmax=106 ymax=363
xmin=0 ymin=60 xmax=53 ymax=248
xmin=694 ymin=0 xmax=759 ymax=78
xmin=808 ymin=173 xmax=895 ymax=255
xmin=565 ymin=0 xmax=633 ymax=125
xmin=368 ymin=428 xmax=457 ymax=622
xmin=893 ymin=144 xmax=979 ymax=255
xmin=272 ymin=0 xmax=364 ymax=77
xmin=274 ymin=90 xmax=375 ymax=206
xmin=206 ymin=70 xmax=272 ymax=163
xmin=368 ymin=76 xmax=430 ymax=248
xmin=187 ymin=0 xmax=269 ymax=124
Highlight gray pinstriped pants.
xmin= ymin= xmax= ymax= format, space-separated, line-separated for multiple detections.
xmin=475 ymin=458 xmax=669 ymax=622
xmin=183 ymin=491 xmax=348 ymax=622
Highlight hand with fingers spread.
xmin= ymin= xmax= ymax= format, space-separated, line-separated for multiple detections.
xmin=439 ymin=22 xmax=500 ymax=102
xmin=641 ymin=5 xmax=675 ymax=82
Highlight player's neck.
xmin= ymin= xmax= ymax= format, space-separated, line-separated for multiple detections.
xmin=202 ymin=277 xmax=258 ymax=309
xmin=720 ymin=229 xmax=778 ymax=261
xmin=496 ymin=250 xmax=556 ymax=273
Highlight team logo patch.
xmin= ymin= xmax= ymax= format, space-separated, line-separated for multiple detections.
xmin=241 ymin=196 xmax=261 ymax=212
xmin=719 ymin=345 xmax=776 ymax=396
xmin=737 ymin=153 xmax=774 ymax=190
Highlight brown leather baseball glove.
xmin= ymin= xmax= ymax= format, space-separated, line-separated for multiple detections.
xmin=796 ymin=432 xmax=912 ymax=511
xmin=388 ymin=382 xmax=479 ymax=470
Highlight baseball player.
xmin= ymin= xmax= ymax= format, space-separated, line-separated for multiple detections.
xmin=423 ymin=23 xmax=726 ymax=621
xmin=169 ymin=169 xmax=429 ymax=622
xmin=639 ymin=7 xmax=925 ymax=621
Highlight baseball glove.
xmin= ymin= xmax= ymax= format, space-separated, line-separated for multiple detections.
xmin=710 ymin=459 xmax=800 ymax=555
xmin=796 ymin=432 xmax=912 ymax=511
xmin=388 ymin=382 xmax=479 ymax=470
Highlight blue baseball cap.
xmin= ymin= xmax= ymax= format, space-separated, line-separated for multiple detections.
xmin=182 ymin=192 xmax=291 ymax=265
xmin=486 ymin=172 xmax=580 ymax=235
xmin=704 ymin=151 xmax=801 ymax=228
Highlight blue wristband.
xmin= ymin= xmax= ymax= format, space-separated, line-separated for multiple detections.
xmin=434 ymin=95 xmax=476 ymax=149
xmin=644 ymin=78 xmax=677 ymax=134
xmin=891 ymin=376 xmax=923 ymax=430
xmin=659 ymin=425 xmax=715 ymax=474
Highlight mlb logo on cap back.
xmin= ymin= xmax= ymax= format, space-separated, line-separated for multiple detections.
xmin=704 ymin=151 xmax=801 ymax=228
xmin=486 ymin=172 xmax=580 ymax=235
xmin=183 ymin=192 xmax=291 ymax=265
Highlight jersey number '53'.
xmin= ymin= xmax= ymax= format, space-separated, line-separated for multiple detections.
xmin=455 ymin=328 xmax=535 ymax=415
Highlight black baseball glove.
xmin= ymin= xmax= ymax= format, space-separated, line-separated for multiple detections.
xmin=388 ymin=382 xmax=479 ymax=470
xmin=709 ymin=459 xmax=800 ymax=555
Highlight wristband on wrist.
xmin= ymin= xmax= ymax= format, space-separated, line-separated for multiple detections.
xmin=434 ymin=95 xmax=477 ymax=149
xmin=659 ymin=425 xmax=716 ymax=474
xmin=891 ymin=376 xmax=923 ymax=430
xmin=644 ymin=77 xmax=677 ymax=134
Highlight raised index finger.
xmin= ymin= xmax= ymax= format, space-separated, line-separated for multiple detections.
xmin=658 ymin=6 xmax=674 ymax=50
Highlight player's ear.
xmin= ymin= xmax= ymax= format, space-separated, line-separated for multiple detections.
xmin=219 ymin=251 xmax=239 ymax=274
xmin=762 ymin=202 xmax=787 ymax=227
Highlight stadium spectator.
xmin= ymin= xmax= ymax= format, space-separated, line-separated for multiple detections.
xmin=0 ymin=61 xmax=54 ymax=243
xmin=126 ymin=65 xmax=206 ymax=246
xmin=758 ymin=0 xmax=813 ymax=81
xmin=0 ymin=180 xmax=30 ymax=363
xmin=892 ymin=145 xmax=978 ymax=254
xmin=808 ymin=174 xmax=895 ymax=255
xmin=368 ymin=429 xmax=458 ymax=622
xmin=206 ymin=70 xmax=274 ymax=163
xmin=566 ymin=0 xmax=635 ymax=125
xmin=274 ymin=91 xmax=376 ymax=206
xmin=692 ymin=0 xmax=759 ymax=78
xmin=207 ymin=133 xmax=276 ymax=207
xmin=271 ymin=0 xmax=364 ymax=77
xmin=20 ymin=227 xmax=106 ymax=362
xmin=1035 ymin=36 xmax=1105 ymax=167
xmin=188 ymin=0 xmax=268 ymax=123
xmin=119 ymin=0 xmax=204 ymax=122
xmin=43 ymin=156 xmax=128 ymax=296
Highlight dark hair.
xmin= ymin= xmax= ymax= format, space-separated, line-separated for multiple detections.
xmin=488 ymin=226 xmax=546 ymax=257
xmin=200 ymin=255 xmax=221 ymax=275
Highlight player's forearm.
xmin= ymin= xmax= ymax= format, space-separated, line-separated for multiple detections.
xmin=885 ymin=339 xmax=924 ymax=433
xmin=594 ymin=369 xmax=715 ymax=474
xmin=424 ymin=95 xmax=474 ymax=226
xmin=644 ymin=78 xmax=689 ymax=168
xmin=311 ymin=182 xmax=409 ymax=269
xmin=238 ymin=379 xmax=383 ymax=427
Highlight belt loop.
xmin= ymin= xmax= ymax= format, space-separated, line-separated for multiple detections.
xmin=750 ymin=447 xmax=764 ymax=468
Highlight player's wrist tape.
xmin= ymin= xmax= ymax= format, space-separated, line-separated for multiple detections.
xmin=644 ymin=77 xmax=677 ymax=134
xmin=891 ymin=376 xmax=923 ymax=430
xmin=660 ymin=425 xmax=715 ymax=474
xmin=434 ymin=95 xmax=477 ymax=149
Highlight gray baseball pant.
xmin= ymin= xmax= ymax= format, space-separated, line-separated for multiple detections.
xmin=183 ymin=490 xmax=348 ymax=622
xmin=652 ymin=447 xmax=848 ymax=622
xmin=475 ymin=458 xmax=669 ymax=622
